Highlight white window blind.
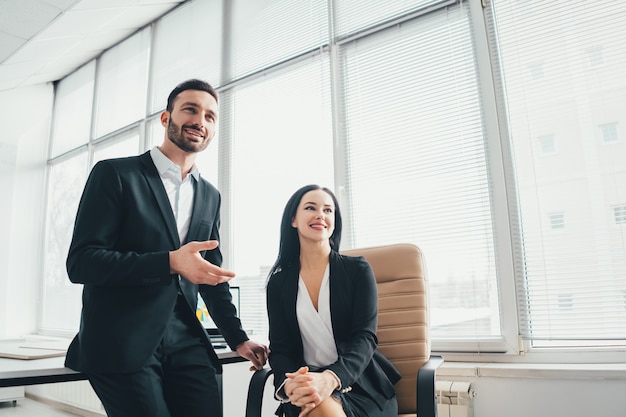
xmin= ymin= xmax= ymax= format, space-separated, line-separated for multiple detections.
xmin=489 ymin=0 xmax=626 ymax=347
xmin=92 ymin=132 xmax=140 ymax=166
xmin=614 ymin=206 xmax=626 ymax=225
xmin=223 ymin=56 xmax=334 ymax=339
xmin=229 ymin=0 xmax=328 ymax=80
xmin=50 ymin=62 xmax=95 ymax=157
xmin=149 ymin=0 xmax=222 ymax=114
xmin=94 ymin=27 xmax=150 ymax=137
xmin=42 ymin=152 xmax=89 ymax=332
xmin=334 ymin=0 xmax=446 ymax=38
xmin=339 ymin=2 xmax=502 ymax=342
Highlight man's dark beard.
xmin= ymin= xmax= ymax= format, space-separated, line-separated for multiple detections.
xmin=167 ymin=119 xmax=208 ymax=153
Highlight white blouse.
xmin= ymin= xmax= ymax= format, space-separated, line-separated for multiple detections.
xmin=274 ymin=264 xmax=344 ymax=402
xmin=296 ymin=264 xmax=338 ymax=367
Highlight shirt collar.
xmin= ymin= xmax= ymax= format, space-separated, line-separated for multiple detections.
xmin=150 ymin=146 xmax=200 ymax=181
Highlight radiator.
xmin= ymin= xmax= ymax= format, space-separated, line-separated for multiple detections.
xmin=436 ymin=380 xmax=476 ymax=417
xmin=32 ymin=380 xmax=105 ymax=415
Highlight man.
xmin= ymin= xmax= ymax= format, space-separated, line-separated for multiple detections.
xmin=66 ymin=79 xmax=268 ymax=417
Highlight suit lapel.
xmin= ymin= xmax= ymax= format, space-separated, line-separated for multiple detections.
xmin=139 ymin=152 xmax=180 ymax=248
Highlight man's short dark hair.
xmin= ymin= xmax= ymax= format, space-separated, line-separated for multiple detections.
xmin=166 ymin=79 xmax=218 ymax=112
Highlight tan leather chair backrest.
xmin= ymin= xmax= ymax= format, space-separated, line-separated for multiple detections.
xmin=341 ymin=244 xmax=430 ymax=415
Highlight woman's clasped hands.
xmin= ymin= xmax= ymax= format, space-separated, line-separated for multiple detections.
xmin=283 ymin=366 xmax=340 ymax=417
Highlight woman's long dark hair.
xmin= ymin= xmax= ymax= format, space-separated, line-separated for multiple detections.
xmin=267 ymin=184 xmax=343 ymax=281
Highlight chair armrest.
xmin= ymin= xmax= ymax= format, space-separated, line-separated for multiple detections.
xmin=245 ymin=367 xmax=274 ymax=417
xmin=417 ymin=355 xmax=444 ymax=417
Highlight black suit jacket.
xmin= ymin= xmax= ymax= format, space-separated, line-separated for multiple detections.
xmin=65 ymin=151 xmax=248 ymax=374
xmin=266 ymin=250 xmax=400 ymax=409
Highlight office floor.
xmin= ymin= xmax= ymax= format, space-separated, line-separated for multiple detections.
xmin=0 ymin=397 xmax=85 ymax=416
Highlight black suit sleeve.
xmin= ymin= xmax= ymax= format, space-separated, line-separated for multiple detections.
xmin=66 ymin=160 xmax=171 ymax=287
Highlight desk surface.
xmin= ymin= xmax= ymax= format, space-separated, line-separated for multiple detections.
xmin=0 ymin=339 xmax=244 ymax=388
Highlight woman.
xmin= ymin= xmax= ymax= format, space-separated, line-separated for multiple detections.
xmin=266 ymin=184 xmax=400 ymax=417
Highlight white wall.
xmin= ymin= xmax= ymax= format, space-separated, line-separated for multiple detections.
xmin=0 ymin=83 xmax=53 ymax=338
xmin=472 ymin=376 xmax=625 ymax=417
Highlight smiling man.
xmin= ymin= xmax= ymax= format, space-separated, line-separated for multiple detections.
xmin=65 ymin=79 xmax=268 ymax=417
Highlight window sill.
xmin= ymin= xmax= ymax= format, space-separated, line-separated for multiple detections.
xmin=438 ymin=361 xmax=626 ymax=381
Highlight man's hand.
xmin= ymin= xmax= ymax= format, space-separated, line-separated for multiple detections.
xmin=169 ymin=240 xmax=235 ymax=285
xmin=235 ymin=340 xmax=269 ymax=371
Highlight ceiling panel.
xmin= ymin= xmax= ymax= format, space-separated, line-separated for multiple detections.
xmin=0 ymin=0 xmax=63 ymax=39
xmin=0 ymin=32 xmax=23 ymax=62
xmin=0 ymin=0 xmax=186 ymax=91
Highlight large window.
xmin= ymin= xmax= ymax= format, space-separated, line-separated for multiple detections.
xmin=339 ymin=2 xmax=500 ymax=345
xmin=41 ymin=0 xmax=626 ymax=359
xmin=489 ymin=0 xmax=626 ymax=348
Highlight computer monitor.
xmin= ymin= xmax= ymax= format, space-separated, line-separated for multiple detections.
xmin=196 ymin=286 xmax=240 ymax=341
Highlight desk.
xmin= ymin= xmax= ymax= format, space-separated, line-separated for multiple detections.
xmin=0 ymin=340 xmax=245 ymax=388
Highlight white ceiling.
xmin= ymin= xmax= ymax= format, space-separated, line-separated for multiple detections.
xmin=0 ymin=0 xmax=186 ymax=92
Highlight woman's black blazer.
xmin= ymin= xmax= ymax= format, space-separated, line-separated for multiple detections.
xmin=266 ymin=250 xmax=400 ymax=409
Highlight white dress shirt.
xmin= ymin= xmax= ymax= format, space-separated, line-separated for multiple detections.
xmin=150 ymin=146 xmax=199 ymax=244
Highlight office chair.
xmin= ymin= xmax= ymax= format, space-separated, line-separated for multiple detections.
xmin=244 ymin=243 xmax=443 ymax=417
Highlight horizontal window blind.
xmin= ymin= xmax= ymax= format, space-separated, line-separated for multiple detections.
xmin=150 ymin=1 xmax=222 ymax=114
xmin=50 ymin=62 xmax=95 ymax=158
xmin=334 ymin=0 xmax=449 ymax=38
xmin=340 ymin=2 xmax=502 ymax=341
xmin=490 ymin=0 xmax=626 ymax=347
xmin=94 ymin=28 xmax=150 ymax=138
xmin=229 ymin=0 xmax=328 ymax=81
xmin=42 ymin=153 xmax=89 ymax=332
xmin=223 ymin=55 xmax=334 ymax=339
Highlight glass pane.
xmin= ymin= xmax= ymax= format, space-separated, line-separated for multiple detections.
xmin=341 ymin=3 xmax=500 ymax=339
xmin=94 ymin=27 xmax=150 ymax=137
xmin=150 ymin=1 xmax=222 ymax=113
xmin=227 ymin=57 xmax=334 ymax=339
xmin=41 ymin=152 xmax=89 ymax=332
xmin=50 ymin=62 xmax=95 ymax=157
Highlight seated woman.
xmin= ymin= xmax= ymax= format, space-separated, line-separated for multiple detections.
xmin=266 ymin=184 xmax=400 ymax=417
